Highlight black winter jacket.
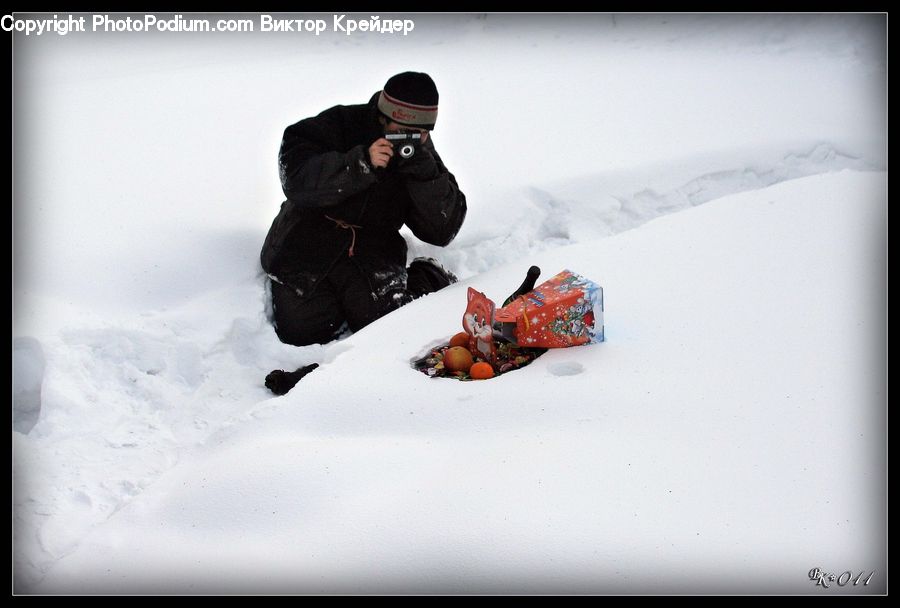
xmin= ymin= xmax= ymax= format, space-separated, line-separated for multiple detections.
xmin=260 ymin=92 xmax=467 ymax=298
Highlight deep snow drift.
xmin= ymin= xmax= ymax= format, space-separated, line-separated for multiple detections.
xmin=25 ymin=170 xmax=887 ymax=594
xmin=12 ymin=13 xmax=886 ymax=594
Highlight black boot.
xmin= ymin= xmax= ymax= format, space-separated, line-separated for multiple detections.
xmin=406 ymin=257 xmax=457 ymax=298
xmin=265 ymin=363 xmax=319 ymax=395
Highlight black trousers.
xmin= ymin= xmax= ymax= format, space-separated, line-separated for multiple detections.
xmin=271 ymin=256 xmax=442 ymax=347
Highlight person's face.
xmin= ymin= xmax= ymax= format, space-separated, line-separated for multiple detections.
xmin=383 ymin=119 xmax=430 ymax=144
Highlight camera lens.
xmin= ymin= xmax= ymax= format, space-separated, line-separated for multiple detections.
xmin=399 ymin=144 xmax=416 ymax=159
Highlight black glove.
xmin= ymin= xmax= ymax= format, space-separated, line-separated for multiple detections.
xmin=394 ymin=145 xmax=439 ymax=180
xmin=265 ymin=363 xmax=319 ymax=395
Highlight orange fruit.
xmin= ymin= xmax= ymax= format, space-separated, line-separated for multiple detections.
xmin=469 ymin=362 xmax=495 ymax=380
xmin=449 ymin=332 xmax=469 ymax=348
xmin=443 ymin=346 xmax=474 ymax=373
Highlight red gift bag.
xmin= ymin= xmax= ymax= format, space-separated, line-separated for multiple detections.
xmin=463 ymin=269 xmax=604 ymax=365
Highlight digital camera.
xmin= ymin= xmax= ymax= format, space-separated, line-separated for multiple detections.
xmin=385 ymin=132 xmax=422 ymax=159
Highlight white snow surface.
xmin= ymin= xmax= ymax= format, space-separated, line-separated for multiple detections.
xmin=12 ymin=13 xmax=886 ymax=594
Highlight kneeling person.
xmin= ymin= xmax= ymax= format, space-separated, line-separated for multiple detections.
xmin=260 ymin=72 xmax=466 ymax=392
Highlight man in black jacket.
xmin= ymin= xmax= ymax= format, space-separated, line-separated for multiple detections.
xmin=261 ymin=72 xmax=466 ymax=392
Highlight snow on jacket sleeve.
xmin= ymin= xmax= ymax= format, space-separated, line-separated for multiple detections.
xmin=278 ymin=112 xmax=377 ymax=208
xmin=403 ymin=139 xmax=467 ymax=247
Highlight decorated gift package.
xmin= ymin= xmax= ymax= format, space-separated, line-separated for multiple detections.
xmin=494 ymin=269 xmax=605 ymax=348
xmin=414 ymin=268 xmax=604 ymax=380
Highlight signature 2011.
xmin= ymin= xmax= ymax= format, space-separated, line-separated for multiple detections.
xmin=808 ymin=568 xmax=875 ymax=589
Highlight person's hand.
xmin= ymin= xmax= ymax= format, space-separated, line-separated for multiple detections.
xmin=368 ymin=138 xmax=394 ymax=169
xmin=395 ymin=145 xmax=438 ymax=179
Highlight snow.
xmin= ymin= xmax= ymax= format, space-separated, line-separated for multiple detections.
xmin=12 ymin=13 xmax=886 ymax=594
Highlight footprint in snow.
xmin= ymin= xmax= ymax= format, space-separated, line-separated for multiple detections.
xmin=548 ymin=361 xmax=585 ymax=377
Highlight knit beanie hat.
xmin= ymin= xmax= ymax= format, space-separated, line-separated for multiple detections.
xmin=377 ymin=72 xmax=439 ymax=130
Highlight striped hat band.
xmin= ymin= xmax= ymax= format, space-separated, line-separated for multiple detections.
xmin=377 ymin=90 xmax=438 ymax=129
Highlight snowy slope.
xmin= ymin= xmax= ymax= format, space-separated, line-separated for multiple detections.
xmin=27 ymin=170 xmax=886 ymax=594
xmin=12 ymin=13 xmax=886 ymax=594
